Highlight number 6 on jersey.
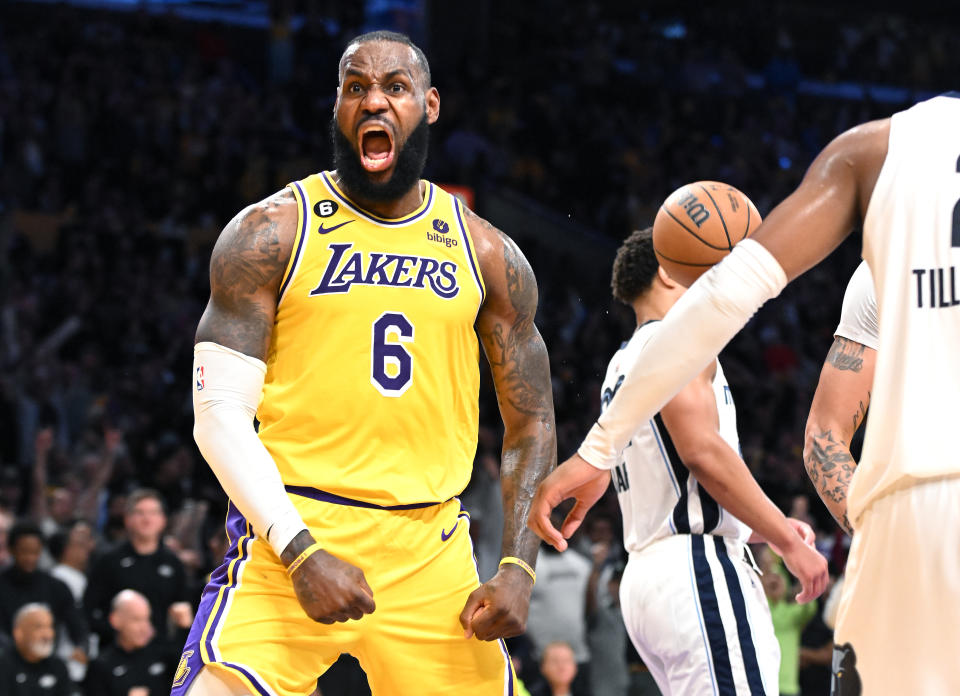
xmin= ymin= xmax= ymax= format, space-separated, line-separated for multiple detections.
xmin=371 ymin=312 xmax=414 ymax=396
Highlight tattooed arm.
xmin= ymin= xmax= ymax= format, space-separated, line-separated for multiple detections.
xmin=803 ymin=336 xmax=877 ymax=534
xmin=194 ymin=189 xmax=376 ymax=624
xmin=195 ymin=189 xmax=296 ymax=358
xmin=458 ymin=210 xmax=557 ymax=641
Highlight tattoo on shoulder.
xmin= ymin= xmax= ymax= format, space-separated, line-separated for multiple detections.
xmin=199 ymin=191 xmax=295 ymax=356
xmin=826 ymin=337 xmax=865 ymax=372
xmin=212 ymin=193 xmax=293 ymax=297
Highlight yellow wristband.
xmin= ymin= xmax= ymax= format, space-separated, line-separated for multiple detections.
xmin=286 ymin=542 xmax=323 ymax=577
xmin=499 ymin=556 xmax=536 ymax=584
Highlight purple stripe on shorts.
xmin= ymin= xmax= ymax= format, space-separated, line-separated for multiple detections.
xmin=170 ymin=504 xmax=251 ymax=695
xmin=223 ymin=662 xmax=274 ymax=696
xmin=285 ymin=485 xmax=439 ymax=510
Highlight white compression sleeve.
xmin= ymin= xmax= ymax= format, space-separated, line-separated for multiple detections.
xmin=578 ymin=240 xmax=787 ymax=469
xmin=192 ymin=342 xmax=307 ymax=557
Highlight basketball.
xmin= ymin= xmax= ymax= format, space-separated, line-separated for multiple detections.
xmin=652 ymin=181 xmax=762 ymax=287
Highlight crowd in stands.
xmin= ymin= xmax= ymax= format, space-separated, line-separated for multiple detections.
xmin=0 ymin=1 xmax=954 ymax=693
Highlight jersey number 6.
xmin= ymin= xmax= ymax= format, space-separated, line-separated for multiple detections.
xmin=371 ymin=312 xmax=414 ymax=396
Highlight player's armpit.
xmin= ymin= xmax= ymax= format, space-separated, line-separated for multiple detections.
xmin=195 ymin=188 xmax=298 ymax=360
xmin=467 ymin=209 xmax=557 ymax=574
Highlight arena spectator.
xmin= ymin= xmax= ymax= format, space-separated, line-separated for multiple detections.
xmin=0 ymin=522 xmax=88 ymax=665
xmin=84 ymin=490 xmax=192 ymax=647
xmin=0 ymin=603 xmax=77 ymax=696
xmin=84 ymin=590 xmax=177 ymax=696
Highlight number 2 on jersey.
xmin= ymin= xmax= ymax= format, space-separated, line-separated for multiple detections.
xmin=952 ymin=153 xmax=960 ymax=247
xmin=371 ymin=312 xmax=414 ymax=396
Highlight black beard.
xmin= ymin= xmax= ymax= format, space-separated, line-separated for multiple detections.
xmin=330 ymin=114 xmax=430 ymax=203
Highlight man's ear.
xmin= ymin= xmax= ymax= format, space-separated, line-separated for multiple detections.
xmin=425 ymin=87 xmax=440 ymax=125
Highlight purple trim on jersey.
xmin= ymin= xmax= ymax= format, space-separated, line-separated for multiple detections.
xmin=460 ymin=501 xmax=515 ymax=696
xmin=285 ymin=485 xmax=439 ymax=510
xmin=278 ymin=182 xmax=309 ymax=301
xmin=453 ymin=199 xmax=485 ymax=306
xmin=170 ymin=504 xmax=251 ymax=695
xmin=222 ymin=662 xmax=273 ymax=696
xmin=321 ymin=171 xmax=434 ymax=225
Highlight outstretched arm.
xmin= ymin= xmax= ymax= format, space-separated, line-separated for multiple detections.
xmin=804 ymin=337 xmax=876 ymax=534
xmin=193 ymin=189 xmax=375 ymax=624
xmin=460 ymin=211 xmax=557 ymax=641
xmin=661 ymin=366 xmax=829 ymax=602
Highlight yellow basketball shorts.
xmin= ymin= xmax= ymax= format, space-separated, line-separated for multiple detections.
xmin=170 ymin=490 xmax=515 ymax=696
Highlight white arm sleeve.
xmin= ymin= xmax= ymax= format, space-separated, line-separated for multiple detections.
xmin=578 ymin=240 xmax=787 ymax=469
xmin=193 ymin=342 xmax=307 ymax=557
xmin=834 ymin=261 xmax=879 ymax=350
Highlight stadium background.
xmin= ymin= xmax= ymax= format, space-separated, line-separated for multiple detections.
xmin=0 ymin=0 xmax=956 ymax=694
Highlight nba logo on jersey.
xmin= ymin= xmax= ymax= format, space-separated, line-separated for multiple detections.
xmin=195 ymin=366 xmax=205 ymax=391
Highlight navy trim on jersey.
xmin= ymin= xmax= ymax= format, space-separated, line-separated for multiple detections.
xmin=655 ymin=413 xmax=690 ymax=533
xmin=692 ymin=535 xmax=736 ymax=694
xmin=714 ymin=536 xmax=766 ymax=696
xmin=320 ymin=171 xmax=434 ymax=226
xmin=701 ymin=486 xmax=721 ymax=534
xmin=942 ymin=91 xmax=960 ymax=99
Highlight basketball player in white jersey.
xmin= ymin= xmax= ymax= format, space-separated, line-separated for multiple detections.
xmin=804 ymin=262 xmax=878 ymax=536
xmin=600 ymin=228 xmax=826 ymax=696
xmin=530 ymin=93 xmax=960 ymax=695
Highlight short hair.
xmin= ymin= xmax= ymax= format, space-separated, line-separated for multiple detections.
xmin=47 ymin=529 xmax=68 ymax=561
xmin=13 ymin=603 xmax=51 ymax=628
xmin=111 ymin=589 xmax=149 ymax=613
xmin=124 ymin=488 xmax=166 ymax=516
xmin=611 ymin=227 xmax=659 ymax=305
xmin=8 ymin=520 xmax=44 ymax=549
xmin=341 ymin=30 xmax=431 ymax=89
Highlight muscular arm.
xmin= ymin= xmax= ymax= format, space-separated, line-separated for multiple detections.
xmin=470 ymin=212 xmax=557 ymax=570
xmin=661 ymin=365 xmax=801 ymax=553
xmin=195 ymin=189 xmax=296 ymax=358
xmin=193 ymin=188 xmax=375 ymax=623
xmin=459 ymin=211 xmax=556 ymax=640
xmin=803 ymin=337 xmax=876 ymax=534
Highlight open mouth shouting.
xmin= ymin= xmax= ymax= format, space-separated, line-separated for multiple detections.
xmin=359 ymin=122 xmax=396 ymax=173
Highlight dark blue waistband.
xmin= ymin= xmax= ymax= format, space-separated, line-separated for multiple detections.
xmin=285 ymin=485 xmax=440 ymax=510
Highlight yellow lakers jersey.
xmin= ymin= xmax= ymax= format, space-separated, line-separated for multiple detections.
xmin=256 ymin=172 xmax=485 ymax=506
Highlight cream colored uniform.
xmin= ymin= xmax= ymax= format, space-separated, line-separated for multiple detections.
xmin=831 ymin=93 xmax=960 ymax=696
xmin=172 ymin=173 xmax=516 ymax=696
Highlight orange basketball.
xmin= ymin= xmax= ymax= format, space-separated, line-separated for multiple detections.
xmin=652 ymin=181 xmax=762 ymax=287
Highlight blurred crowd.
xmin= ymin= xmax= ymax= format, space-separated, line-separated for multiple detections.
xmin=0 ymin=1 xmax=955 ymax=694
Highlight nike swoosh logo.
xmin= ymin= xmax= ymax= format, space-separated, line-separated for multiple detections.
xmin=317 ymin=220 xmax=353 ymax=235
xmin=440 ymin=521 xmax=459 ymax=542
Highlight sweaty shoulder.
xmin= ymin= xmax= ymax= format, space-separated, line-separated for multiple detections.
xmin=829 ymin=118 xmax=891 ymax=219
xmin=196 ymin=188 xmax=299 ymax=358
xmin=210 ymin=188 xmax=299 ymax=298
xmin=460 ymin=206 xmax=536 ymax=309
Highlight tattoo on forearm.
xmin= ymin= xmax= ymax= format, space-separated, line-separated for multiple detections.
xmin=804 ymin=428 xmax=856 ymax=534
xmin=501 ymin=434 xmax=556 ymax=562
xmin=826 ymin=337 xmax=865 ymax=372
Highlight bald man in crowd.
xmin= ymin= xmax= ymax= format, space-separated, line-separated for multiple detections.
xmin=85 ymin=590 xmax=177 ymax=696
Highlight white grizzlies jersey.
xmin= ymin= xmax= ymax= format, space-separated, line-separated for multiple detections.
xmin=851 ymin=92 xmax=960 ymax=524
xmin=835 ymin=261 xmax=879 ymax=349
xmin=601 ymin=321 xmax=751 ymax=553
